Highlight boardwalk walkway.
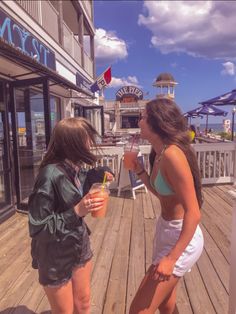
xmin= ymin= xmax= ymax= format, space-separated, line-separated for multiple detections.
xmin=0 ymin=184 xmax=232 ymax=314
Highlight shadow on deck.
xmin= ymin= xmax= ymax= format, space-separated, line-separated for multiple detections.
xmin=0 ymin=185 xmax=232 ymax=314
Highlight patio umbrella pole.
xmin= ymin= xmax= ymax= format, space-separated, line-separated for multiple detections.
xmin=231 ymin=109 xmax=235 ymax=141
xmin=206 ymin=114 xmax=209 ymax=134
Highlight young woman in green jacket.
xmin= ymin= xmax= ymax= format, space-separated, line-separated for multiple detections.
xmin=28 ymin=117 xmax=112 ymax=314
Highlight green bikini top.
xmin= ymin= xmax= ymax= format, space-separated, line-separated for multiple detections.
xmin=151 ymin=169 xmax=174 ymax=196
xmin=150 ymin=146 xmax=175 ymax=196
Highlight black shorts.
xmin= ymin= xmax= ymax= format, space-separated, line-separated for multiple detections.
xmin=37 ymin=226 xmax=93 ymax=287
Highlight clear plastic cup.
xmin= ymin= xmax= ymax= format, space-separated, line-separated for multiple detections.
xmin=89 ymin=183 xmax=110 ymax=218
xmin=123 ymin=143 xmax=139 ymax=170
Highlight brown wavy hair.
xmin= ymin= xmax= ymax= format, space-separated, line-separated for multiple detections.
xmin=146 ymin=97 xmax=203 ymax=208
xmin=40 ymin=117 xmax=100 ymax=169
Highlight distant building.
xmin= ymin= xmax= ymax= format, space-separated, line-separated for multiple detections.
xmin=101 ymin=72 xmax=178 ymax=134
xmin=101 ymin=85 xmax=149 ymax=135
xmin=0 ymin=0 xmax=103 ymax=219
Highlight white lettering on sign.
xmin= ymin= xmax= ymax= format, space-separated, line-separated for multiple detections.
xmin=116 ymin=86 xmax=143 ymax=100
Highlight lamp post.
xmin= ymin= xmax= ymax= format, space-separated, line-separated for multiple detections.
xmin=232 ymin=107 xmax=236 ymax=141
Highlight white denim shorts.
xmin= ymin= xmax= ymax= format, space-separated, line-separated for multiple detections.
xmin=152 ymin=216 xmax=204 ymax=277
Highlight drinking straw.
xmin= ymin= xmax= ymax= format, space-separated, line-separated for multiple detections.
xmin=102 ymin=172 xmax=107 ymax=189
xmin=130 ymin=134 xmax=137 ymax=151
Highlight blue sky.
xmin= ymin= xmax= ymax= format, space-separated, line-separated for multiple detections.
xmin=94 ymin=0 xmax=236 ymax=124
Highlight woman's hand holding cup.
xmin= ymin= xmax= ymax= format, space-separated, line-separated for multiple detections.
xmin=74 ymin=194 xmax=105 ymax=217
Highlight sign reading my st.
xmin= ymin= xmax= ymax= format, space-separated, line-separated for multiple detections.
xmin=0 ymin=8 xmax=56 ymax=70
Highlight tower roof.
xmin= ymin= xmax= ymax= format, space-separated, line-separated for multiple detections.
xmin=156 ymin=72 xmax=175 ymax=82
xmin=153 ymin=72 xmax=178 ymax=87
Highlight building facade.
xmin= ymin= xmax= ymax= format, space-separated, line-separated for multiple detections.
xmin=102 ymin=74 xmax=178 ymax=135
xmin=0 ymin=0 xmax=102 ymax=221
xmin=101 ymin=85 xmax=149 ymax=135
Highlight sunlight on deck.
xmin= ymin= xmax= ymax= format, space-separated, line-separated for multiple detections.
xmin=0 ymin=185 xmax=232 ymax=314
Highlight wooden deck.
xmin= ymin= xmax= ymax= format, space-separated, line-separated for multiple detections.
xmin=0 ymin=184 xmax=232 ymax=314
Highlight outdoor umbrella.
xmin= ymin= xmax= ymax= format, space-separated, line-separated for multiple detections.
xmin=185 ymin=104 xmax=228 ymax=132
xmin=183 ymin=112 xmax=203 ymax=124
xmin=200 ymin=89 xmax=236 ymax=140
xmin=200 ymin=89 xmax=236 ymax=106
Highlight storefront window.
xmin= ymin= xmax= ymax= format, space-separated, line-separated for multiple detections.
xmin=121 ymin=115 xmax=139 ymax=128
xmin=14 ymin=87 xmax=46 ymax=201
xmin=50 ymin=96 xmax=60 ymax=131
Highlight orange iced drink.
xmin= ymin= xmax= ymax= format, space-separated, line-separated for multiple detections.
xmin=90 ymin=183 xmax=109 ymax=218
xmin=123 ymin=150 xmax=138 ymax=170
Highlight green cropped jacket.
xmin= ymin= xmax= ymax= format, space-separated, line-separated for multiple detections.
xmin=28 ymin=164 xmax=88 ymax=285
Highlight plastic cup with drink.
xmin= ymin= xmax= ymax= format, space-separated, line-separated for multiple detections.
xmin=123 ymin=142 xmax=139 ymax=170
xmin=89 ymin=182 xmax=110 ymax=218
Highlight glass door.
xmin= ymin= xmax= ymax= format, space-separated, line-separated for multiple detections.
xmin=9 ymin=77 xmax=50 ymax=209
xmin=0 ymin=83 xmax=12 ymax=213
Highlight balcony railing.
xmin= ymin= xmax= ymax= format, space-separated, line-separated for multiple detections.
xmin=84 ymin=51 xmax=93 ymax=77
xmin=16 ymin=0 xmax=41 ymax=23
xmin=16 ymin=0 xmax=59 ymax=42
xmin=41 ymin=0 xmax=59 ymax=42
xmin=15 ymin=0 xmax=92 ymax=73
xmin=63 ymin=22 xmax=82 ymax=66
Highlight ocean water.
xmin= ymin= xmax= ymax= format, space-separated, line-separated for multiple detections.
xmin=199 ymin=123 xmax=224 ymax=132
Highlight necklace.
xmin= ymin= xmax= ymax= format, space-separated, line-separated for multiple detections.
xmin=155 ymin=145 xmax=167 ymax=164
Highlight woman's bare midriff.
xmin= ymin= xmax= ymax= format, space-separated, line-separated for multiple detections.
xmin=159 ymin=197 xmax=184 ymax=221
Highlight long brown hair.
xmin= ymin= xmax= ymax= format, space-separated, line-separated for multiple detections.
xmin=40 ymin=117 xmax=100 ymax=169
xmin=146 ymin=97 xmax=203 ymax=208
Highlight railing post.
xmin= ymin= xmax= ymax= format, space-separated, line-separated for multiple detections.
xmin=228 ymin=189 xmax=236 ymax=314
xmin=233 ymin=142 xmax=236 ymax=184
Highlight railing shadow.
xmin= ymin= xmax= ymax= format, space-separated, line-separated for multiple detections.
xmin=0 ymin=306 xmax=50 ymax=314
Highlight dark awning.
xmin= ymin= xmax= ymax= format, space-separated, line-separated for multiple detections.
xmin=0 ymin=38 xmax=94 ymax=98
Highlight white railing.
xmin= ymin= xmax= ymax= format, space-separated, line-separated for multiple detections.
xmin=103 ymin=102 xmax=116 ymax=110
xmin=41 ymin=0 xmax=59 ymax=42
xmin=16 ymin=0 xmax=59 ymax=42
xmin=63 ymin=22 xmax=73 ymax=55
xmin=93 ymin=143 xmax=236 ymax=187
xmin=73 ymin=36 xmax=82 ymax=66
xmin=16 ymin=0 xmax=41 ymax=22
xmin=63 ymin=22 xmax=83 ymax=65
xmin=194 ymin=142 xmax=235 ymax=184
xmin=84 ymin=51 xmax=93 ymax=77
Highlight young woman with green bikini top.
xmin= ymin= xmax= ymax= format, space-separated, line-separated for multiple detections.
xmin=129 ymin=97 xmax=203 ymax=314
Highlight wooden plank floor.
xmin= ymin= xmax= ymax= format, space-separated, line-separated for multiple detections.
xmin=0 ymin=185 xmax=232 ymax=314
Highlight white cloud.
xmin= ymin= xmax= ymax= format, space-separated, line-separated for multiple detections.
xmin=95 ymin=28 xmax=128 ymax=65
xmin=138 ymin=1 xmax=236 ymax=60
xmin=109 ymin=76 xmax=141 ymax=88
xmin=221 ymin=62 xmax=235 ymax=76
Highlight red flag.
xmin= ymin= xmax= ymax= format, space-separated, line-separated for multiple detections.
xmin=90 ymin=67 xmax=112 ymax=93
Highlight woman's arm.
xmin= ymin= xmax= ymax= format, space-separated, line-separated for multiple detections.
xmin=28 ymin=186 xmax=82 ymax=242
xmin=29 ymin=172 xmax=105 ymax=242
xmin=132 ymin=159 xmax=159 ymax=196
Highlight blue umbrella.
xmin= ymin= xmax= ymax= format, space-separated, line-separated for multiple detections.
xmin=200 ymin=89 xmax=236 ymax=106
xmin=200 ymin=89 xmax=236 ymax=140
xmin=185 ymin=104 xmax=228 ymax=132
xmin=183 ymin=112 xmax=203 ymax=124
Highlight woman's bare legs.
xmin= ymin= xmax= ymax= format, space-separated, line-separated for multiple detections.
xmin=43 ymin=260 xmax=92 ymax=314
xmin=72 ymin=260 xmax=92 ymax=314
xmin=44 ymin=280 xmax=74 ymax=314
xmin=129 ymin=265 xmax=180 ymax=314
xmin=159 ymin=286 xmax=179 ymax=314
